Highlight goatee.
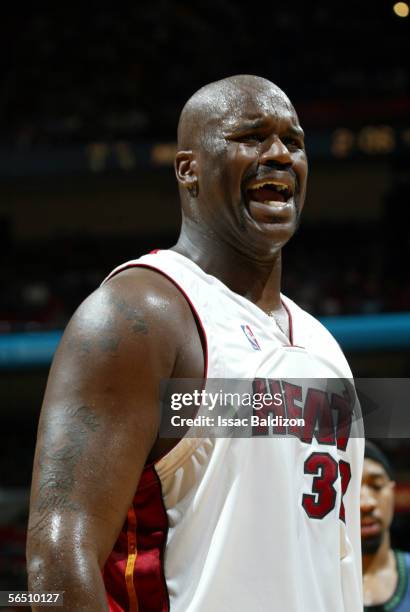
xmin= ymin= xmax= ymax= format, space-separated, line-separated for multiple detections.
xmin=362 ymin=533 xmax=382 ymax=555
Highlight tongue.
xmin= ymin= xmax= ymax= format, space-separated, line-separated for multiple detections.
xmin=248 ymin=187 xmax=285 ymax=203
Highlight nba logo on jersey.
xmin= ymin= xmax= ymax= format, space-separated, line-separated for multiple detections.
xmin=241 ymin=325 xmax=261 ymax=350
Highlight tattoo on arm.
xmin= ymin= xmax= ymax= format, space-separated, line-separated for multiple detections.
xmin=96 ymin=298 xmax=148 ymax=353
xmin=114 ymin=298 xmax=149 ymax=335
xmin=67 ymin=297 xmax=149 ymax=356
xmin=29 ymin=405 xmax=100 ymax=538
xmin=98 ymin=334 xmax=121 ymax=353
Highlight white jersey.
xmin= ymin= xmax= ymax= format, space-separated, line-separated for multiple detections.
xmin=102 ymin=249 xmax=364 ymax=612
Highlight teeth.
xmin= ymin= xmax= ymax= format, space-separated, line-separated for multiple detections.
xmin=252 ymin=181 xmax=290 ymax=193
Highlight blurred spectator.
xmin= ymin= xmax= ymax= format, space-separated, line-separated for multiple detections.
xmin=361 ymin=441 xmax=410 ymax=610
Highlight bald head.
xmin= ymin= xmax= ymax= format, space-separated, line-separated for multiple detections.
xmin=177 ymin=75 xmax=295 ymax=150
xmin=174 ymin=74 xmax=308 ymax=260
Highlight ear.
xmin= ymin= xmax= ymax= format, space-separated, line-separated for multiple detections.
xmin=174 ymin=150 xmax=198 ymax=194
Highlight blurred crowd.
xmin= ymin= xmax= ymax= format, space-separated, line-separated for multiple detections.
xmin=2 ymin=4 xmax=408 ymax=148
xmin=0 ymin=221 xmax=409 ymax=334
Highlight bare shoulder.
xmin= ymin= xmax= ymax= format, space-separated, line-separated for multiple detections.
xmin=54 ymin=265 xmax=204 ymax=382
xmin=74 ymin=265 xmax=193 ymax=333
xmin=102 ymin=265 xmax=197 ymax=328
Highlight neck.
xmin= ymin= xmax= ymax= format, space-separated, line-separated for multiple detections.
xmin=172 ymin=219 xmax=283 ymax=312
xmin=362 ymin=532 xmax=392 ymax=575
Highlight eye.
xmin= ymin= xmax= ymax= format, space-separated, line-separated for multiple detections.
xmin=370 ymin=479 xmax=387 ymax=491
xmin=283 ymin=136 xmax=303 ymax=149
xmin=243 ymin=133 xmax=265 ymax=142
xmin=230 ymin=132 xmax=265 ymax=144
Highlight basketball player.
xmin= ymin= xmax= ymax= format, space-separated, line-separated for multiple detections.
xmin=362 ymin=441 xmax=410 ymax=611
xmin=27 ymin=75 xmax=364 ymax=611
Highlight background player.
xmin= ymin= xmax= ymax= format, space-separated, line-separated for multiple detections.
xmin=362 ymin=440 xmax=410 ymax=610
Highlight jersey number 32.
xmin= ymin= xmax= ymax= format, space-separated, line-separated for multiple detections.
xmin=302 ymin=452 xmax=351 ymax=521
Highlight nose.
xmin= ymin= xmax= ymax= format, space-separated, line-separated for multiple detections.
xmin=360 ymin=485 xmax=377 ymax=514
xmin=260 ymin=135 xmax=292 ymax=168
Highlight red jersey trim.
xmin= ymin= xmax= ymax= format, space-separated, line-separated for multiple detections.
xmin=104 ymin=465 xmax=170 ymax=611
xmin=152 ymin=466 xmax=171 ymax=612
xmin=125 ymin=507 xmax=138 ymax=611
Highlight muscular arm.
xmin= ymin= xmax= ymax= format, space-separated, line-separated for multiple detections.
xmin=26 ymin=268 xmax=203 ymax=610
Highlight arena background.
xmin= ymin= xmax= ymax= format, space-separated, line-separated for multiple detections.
xmin=0 ymin=2 xmax=409 ymax=599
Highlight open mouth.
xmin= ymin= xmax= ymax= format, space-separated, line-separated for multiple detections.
xmin=247 ymin=180 xmax=293 ymax=204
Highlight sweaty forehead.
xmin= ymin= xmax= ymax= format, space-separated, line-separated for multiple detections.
xmin=178 ymin=77 xmax=300 ymax=148
xmin=219 ymin=81 xmax=297 ymax=128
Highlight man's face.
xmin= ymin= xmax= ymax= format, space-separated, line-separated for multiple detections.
xmin=194 ymin=82 xmax=308 ymax=260
xmin=360 ymin=458 xmax=395 ymax=555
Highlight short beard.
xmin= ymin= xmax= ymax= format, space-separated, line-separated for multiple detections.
xmin=362 ymin=533 xmax=383 ymax=555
